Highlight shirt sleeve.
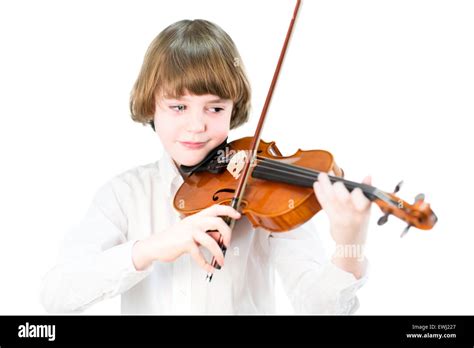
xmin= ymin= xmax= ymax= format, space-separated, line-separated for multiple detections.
xmin=265 ymin=218 xmax=368 ymax=314
xmin=40 ymin=178 xmax=153 ymax=313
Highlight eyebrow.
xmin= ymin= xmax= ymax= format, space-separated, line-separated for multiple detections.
xmin=206 ymin=98 xmax=228 ymax=103
xmin=164 ymin=96 xmax=229 ymax=103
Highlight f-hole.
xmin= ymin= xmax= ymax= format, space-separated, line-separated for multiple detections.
xmin=213 ymin=188 xmax=236 ymax=201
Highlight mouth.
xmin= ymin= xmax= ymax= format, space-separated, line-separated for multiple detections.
xmin=178 ymin=141 xmax=209 ymax=150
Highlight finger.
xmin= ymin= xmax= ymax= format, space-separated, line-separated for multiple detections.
xmin=333 ymin=181 xmax=351 ymax=204
xmin=313 ymin=181 xmax=324 ymax=202
xmin=317 ymin=172 xmax=337 ymax=205
xmin=192 ymin=231 xmax=225 ymax=267
xmin=206 ymin=231 xmax=221 ymax=243
xmin=189 ymin=245 xmax=214 ymax=273
xmin=318 ymin=172 xmax=332 ymax=192
xmin=201 ymin=204 xmax=241 ymax=220
xmin=314 ymin=176 xmax=333 ymax=213
xmin=199 ymin=216 xmax=232 ymax=247
xmin=362 ymin=175 xmax=372 ymax=185
xmin=351 ymin=187 xmax=371 ymax=212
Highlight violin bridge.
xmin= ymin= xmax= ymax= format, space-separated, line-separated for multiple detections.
xmin=227 ymin=150 xmax=248 ymax=179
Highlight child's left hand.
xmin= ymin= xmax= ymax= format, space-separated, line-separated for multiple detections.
xmin=313 ymin=172 xmax=371 ymax=278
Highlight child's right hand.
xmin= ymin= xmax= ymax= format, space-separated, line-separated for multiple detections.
xmin=132 ymin=204 xmax=241 ymax=272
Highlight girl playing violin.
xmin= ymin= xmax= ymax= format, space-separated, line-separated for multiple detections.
xmin=41 ymin=19 xmax=371 ymax=314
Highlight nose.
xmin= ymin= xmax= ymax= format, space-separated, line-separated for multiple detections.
xmin=186 ymin=112 xmax=206 ymax=133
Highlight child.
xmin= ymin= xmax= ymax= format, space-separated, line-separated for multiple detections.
xmin=41 ymin=19 xmax=371 ymax=314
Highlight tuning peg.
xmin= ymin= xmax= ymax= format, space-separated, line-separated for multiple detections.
xmin=393 ymin=180 xmax=403 ymax=194
xmin=377 ymin=213 xmax=389 ymax=226
xmin=400 ymin=224 xmax=412 ymax=238
xmin=377 ymin=181 xmax=404 ymax=228
xmin=414 ymin=193 xmax=425 ymax=203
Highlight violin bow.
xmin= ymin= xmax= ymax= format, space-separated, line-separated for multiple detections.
xmin=206 ymin=0 xmax=302 ymax=282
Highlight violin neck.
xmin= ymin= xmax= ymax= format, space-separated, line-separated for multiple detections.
xmin=252 ymin=157 xmax=382 ymax=201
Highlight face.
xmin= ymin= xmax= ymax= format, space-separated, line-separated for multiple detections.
xmin=154 ymin=91 xmax=233 ymax=167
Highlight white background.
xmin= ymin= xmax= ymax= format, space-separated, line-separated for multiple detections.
xmin=1 ymin=0 xmax=473 ymax=314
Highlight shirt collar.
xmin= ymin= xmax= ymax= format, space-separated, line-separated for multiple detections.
xmin=158 ymin=151 xmax=184 ymax=198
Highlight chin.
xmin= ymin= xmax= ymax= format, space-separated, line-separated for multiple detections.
xmin=175 ymin=152 xmax=207 ymax=167
xmin=173 ymin=142 xmax=217 ymax=167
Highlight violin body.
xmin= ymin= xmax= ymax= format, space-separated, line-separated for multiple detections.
xmin=174 ymin=137 xmax=344 ymax=232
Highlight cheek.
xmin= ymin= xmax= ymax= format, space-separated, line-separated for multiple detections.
xmin=155 ymin=114 xmax=178 ymax=143
xmin=208 ymin=112 xmax=232 ymax=139
xmin=209 ymin=121 xmax=230 ymax=138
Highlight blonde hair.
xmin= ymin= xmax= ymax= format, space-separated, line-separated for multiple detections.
xmin=130 ymin=19 xmax=251 ymax=130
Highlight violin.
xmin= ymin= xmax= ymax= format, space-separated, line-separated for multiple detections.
xmin=172 ymin=0 xmax=438 ymax=281
xmin=174 ymin=136 xmax=437 ymax=234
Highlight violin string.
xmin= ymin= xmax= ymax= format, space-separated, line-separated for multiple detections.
xmin=256 ymin=158 xmax=403 ymax=209
xmin=256 ymin=156 xmax=363 ymax=186
xmin=254 ymin=157 xmax=377 ymax=199
xmin=254 ymin=157 xmax=332 ymax=182
xmin=254 ymin=157 xmax=376 ymax=196
xmin=254 ymin=159 xmax=358 ymax=192
xmin=256 ymin=156 xmax=320 ymax=176
xmin=256 ymin=156 xmax=376 ymax=192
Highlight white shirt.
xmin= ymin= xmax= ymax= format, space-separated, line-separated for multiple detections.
xmin=40 ymin=151 xmax=367 ymax=314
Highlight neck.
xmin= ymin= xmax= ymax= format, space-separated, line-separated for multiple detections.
xmin=172 ymin=160 xmax=189 ymax=179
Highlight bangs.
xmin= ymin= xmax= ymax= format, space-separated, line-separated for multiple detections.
xmin=155 ymin=25 xmax=244 ymax=102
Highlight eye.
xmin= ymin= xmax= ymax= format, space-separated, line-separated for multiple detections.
xmin=170 ymin=104 xmax=186 ymax=112
xmin=208 ymin=107 xmax=225 ymax=113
